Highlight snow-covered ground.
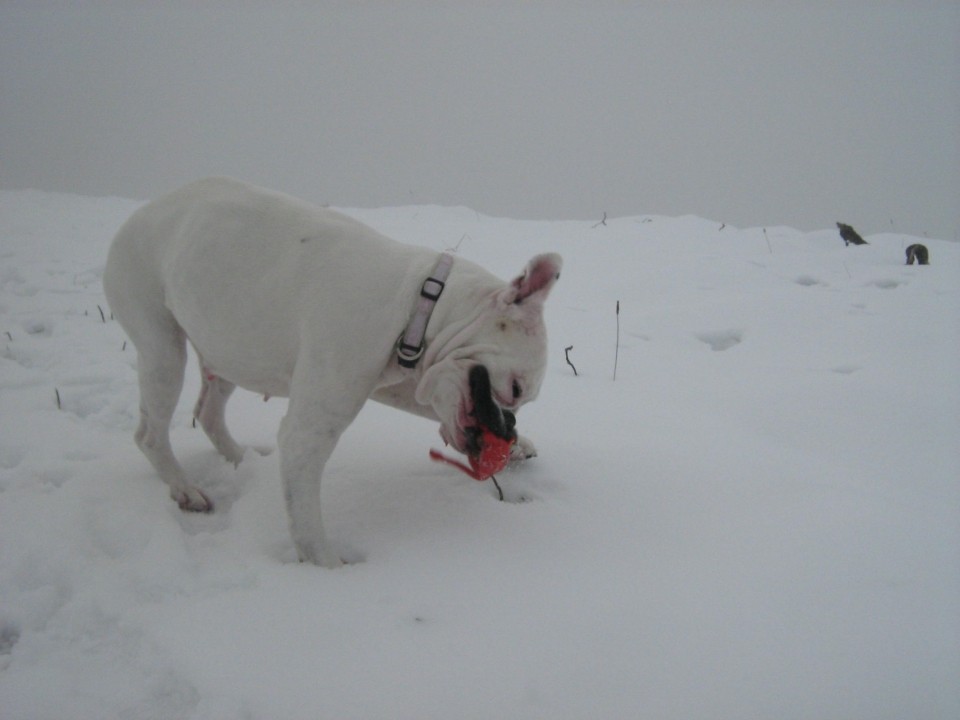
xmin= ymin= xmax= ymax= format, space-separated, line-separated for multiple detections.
xmin=1 ymin=188 xmax=957 ymax=719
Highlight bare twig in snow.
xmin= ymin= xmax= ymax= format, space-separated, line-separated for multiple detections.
xmin=613 ymin=301 xmax=621 ymax=381
xmin=491 ymin=475 xmax=504 ymax=502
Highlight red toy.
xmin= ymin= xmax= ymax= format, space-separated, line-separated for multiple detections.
xmin=429 ymin=427 xmax=514 ymax=481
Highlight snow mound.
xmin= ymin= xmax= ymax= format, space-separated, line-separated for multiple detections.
xmin=1 ymin=190 xmax=958 ymax=718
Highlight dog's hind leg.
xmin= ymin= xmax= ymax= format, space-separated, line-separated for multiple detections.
xmin=193 ymin=362 xmax=245 ymax=466
xmin=133 ymin=323 xmax=213 ymax=512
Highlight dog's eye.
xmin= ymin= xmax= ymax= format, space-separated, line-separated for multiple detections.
xmin=512 ymin=380 xmax=522 ymax=400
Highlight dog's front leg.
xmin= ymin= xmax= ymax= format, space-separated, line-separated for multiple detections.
xmin=278 ymin=402 xmax=350 ymax=568
xmin=278 ymin=364 xmax=374 ymax=568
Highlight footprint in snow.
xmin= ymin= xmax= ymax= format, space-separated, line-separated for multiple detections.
xmin=867 ymin=278 xmax=903 ymax=290
xmin=55 ymin=379 xmax=114 ymax=419
xmin=795 ymin=275 xmax=827 ymax=287
xmin=0 ymin=621 xmax=20 ymax=669
xmin=696 ymin=329 xmax=743 ymax=352
xmin=0 ymin=445 xmax=26 ymax=470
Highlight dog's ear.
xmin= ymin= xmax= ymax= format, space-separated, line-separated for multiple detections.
xmin=504 ymin=253 xmax=562 ymax=305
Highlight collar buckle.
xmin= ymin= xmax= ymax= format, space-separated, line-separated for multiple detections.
xmin=396 ymin=337 xmax=425 ymax=368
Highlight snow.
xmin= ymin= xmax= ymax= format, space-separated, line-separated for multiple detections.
xmin=1 ymin=188 xmax=958 ymax=719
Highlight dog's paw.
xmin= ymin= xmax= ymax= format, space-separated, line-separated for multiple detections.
xmin=295 ymin=541 xmax=348 ymax=569
xmin=173 ymin=486 xmax=213 ymax=513
xmin=511 ymin=435 xmax=538 ymax=461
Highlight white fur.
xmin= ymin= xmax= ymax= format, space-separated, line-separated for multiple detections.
xmin=103 ymin=178 xmax=560 ymax=567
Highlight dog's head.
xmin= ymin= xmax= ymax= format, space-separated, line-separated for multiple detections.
xmin=416 ymin=253 xmax=561 ymax=458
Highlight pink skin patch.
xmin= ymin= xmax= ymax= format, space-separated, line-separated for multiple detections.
xmin=439 ymin=393 xmax=477 ymax=454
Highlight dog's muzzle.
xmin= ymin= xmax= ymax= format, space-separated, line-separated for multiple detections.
xmin=464 ymin=365 xmax=517 ymax=457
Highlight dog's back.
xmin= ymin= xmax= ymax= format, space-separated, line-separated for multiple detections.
xmin=104 ymin=177 xmax=429 ymax=397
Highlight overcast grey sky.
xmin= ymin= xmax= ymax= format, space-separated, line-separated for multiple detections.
xmin=2 ymin=2 xmax=957 ymax=239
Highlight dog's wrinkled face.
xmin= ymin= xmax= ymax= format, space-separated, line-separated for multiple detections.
xmin=425 ymin=253 xmax=561 ymax=457
xmin=429 ymin=305 xmax=549 ymax=456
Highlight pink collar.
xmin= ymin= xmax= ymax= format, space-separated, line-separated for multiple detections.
xmin=397 ymin=253 xmax=455 ymax=368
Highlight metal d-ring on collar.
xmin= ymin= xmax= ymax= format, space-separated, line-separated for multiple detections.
xmin=397 ymin=252 xmax=455 ymax=368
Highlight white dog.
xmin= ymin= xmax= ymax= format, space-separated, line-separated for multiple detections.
xmin=104 ymin=178 xmax=561 ymax=567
